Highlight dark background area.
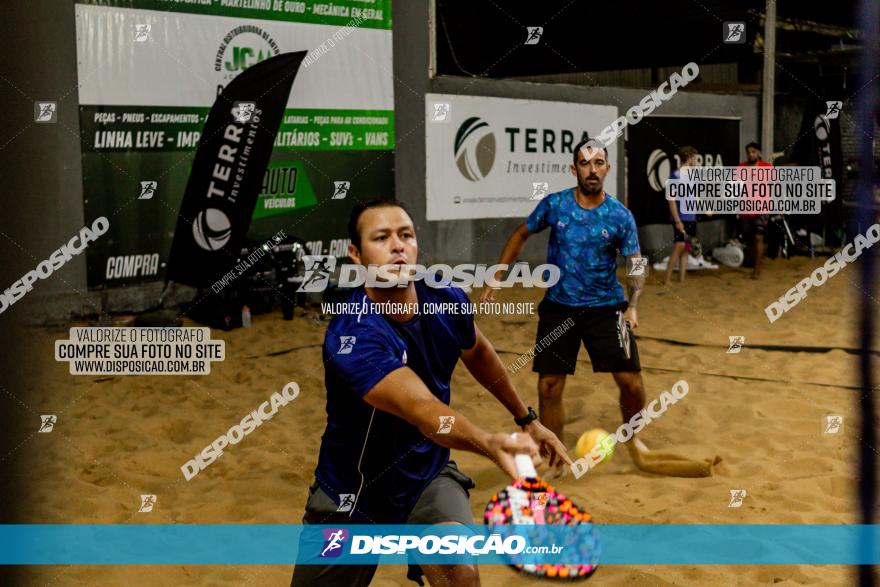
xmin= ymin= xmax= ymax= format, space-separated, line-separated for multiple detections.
xmin=435 ymin=0 xmax=866 ymax=247
xmin=435 ymin=0 xmax=859 ymax=88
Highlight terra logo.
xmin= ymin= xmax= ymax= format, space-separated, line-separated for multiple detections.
xmin=215 ymin=26 xmax=281 ymax=82
xmin=454 ymin=117 xmax=495 ymax=182
xmin=192 ymin=208 xmax=232 ymax=251
xmin=646 ymin=149 xmax=671 ymax=192
xmin=646 ymin=148 xmax=725 ymax=191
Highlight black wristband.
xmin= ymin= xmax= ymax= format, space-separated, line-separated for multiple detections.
xmin=514 ymin=406 xmax=538 ymax=427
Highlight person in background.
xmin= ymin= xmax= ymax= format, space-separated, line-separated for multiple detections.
xmin=665 ymin=146 xmax=699 ymax=285
xmin=737 ymin=142 xmax=773 ymax=279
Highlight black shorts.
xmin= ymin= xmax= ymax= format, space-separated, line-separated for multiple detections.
xmin=532 ymin=298 xmax=641 ymax=375
xmin=290 ymin=461 xmax=475 ymax=587
xmin=672 ymin=221 xmax=697 ymax=243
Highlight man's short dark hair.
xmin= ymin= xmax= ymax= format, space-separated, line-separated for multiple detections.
xmin=745 ymin=141 xmax=761 ymax=151
xmin=347 ymin=198 xmax=413 ymax=249
xmin=678 ymin=146 xmax=698 ymax=163
xmin=572 ymin=138 xmax=608 ymax=166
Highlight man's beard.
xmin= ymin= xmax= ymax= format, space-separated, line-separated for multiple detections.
xmin=579 ymin=176 xmax=603 ymax=195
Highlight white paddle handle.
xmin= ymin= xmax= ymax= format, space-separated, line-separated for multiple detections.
xmin=514 ymin=453 xmax=537 ymax=479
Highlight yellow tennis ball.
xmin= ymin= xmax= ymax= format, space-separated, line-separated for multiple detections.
xmin=576 ymin=428 xmax=615 ymax=464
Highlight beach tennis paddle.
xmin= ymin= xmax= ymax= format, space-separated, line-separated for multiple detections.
xmin=484 ymin=453 xmax=600 ymax=579
xmin=617 ymin=311 xmax=631 ymax=359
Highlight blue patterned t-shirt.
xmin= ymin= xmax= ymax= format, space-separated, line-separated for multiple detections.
xmin=526 ymin=188 xmax=640 ymax=308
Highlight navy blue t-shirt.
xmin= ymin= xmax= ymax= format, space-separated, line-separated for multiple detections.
xmin=314 ymin=280 xmax=476 ymax=523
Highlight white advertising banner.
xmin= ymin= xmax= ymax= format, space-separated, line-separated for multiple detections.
xmin=75 ymin=3 xmax=393 ymax=109
xmin=425 ymin=94 xmax=618 ymax=221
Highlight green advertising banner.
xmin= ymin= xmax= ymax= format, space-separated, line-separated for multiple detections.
xmin=76 ymin=0 xmax=391 ymax=28
xmin=75 ymin=0 xmax=394 ymax=287
xmin=79 ymin=106 xmax=394 ymax=152
xmin=254 ymin=161 xmax=317 ymax=220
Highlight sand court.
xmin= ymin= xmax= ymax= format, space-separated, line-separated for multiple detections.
xmin=1 ymin=255 xmax=867 ymax=586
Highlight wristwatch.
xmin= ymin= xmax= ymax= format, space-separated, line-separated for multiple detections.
xmin=514 ymin=406 xmax=538 ymax=427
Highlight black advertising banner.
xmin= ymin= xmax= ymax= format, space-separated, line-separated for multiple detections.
xmin=626 ymin=116 xmax=741 ymax=226
xmin=166 ymin=51 xmax=306 ymax=288
xmin=792 ymin=103 xmax=843 ymax=182
xmin=791 ymin=101 xmax=844 ymax=243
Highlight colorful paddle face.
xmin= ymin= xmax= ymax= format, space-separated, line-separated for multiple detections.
xmin=484 ymin=457 xmax=600 ymax=580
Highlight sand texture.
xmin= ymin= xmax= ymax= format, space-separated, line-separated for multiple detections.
xmin=3 ymin=255 xmax=869 ymax=586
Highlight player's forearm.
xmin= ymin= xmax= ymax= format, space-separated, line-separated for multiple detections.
xmin=412 ymin=399 xmax=493 ymax=454
xmin=492 ymin=227 xmax=530 ymax=282
xmin=626 ymin=264 xmax=645 ymax=309
xmin=462 ymin=341 xmax=528 ymax=420
xmin=626 ymin=281 xmax=644 ymax=309
xmin=668 ymin=200 xmax=681 ymax=224
xmin=498 ymin=232 xmax=527 ymax=266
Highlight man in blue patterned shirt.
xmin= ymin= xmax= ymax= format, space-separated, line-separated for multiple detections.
xmin=484 ymin=139 xmax=683 ymax=475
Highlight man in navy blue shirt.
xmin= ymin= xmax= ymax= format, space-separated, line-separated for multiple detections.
xmin=291 ymin=199 xmax=570 ymax=587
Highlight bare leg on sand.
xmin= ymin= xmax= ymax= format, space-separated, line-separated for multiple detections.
xmin=614 ymin=372 xmax=720 ymax=478
xmin=665 ymin=241 xmax=686 ymax=286
xmin=626 ymin=438 xmax=722 ymax=477
xmin=751 ymin=233 xmax=764 ymax=279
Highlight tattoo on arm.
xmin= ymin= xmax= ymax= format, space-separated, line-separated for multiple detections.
xmin=627 ymin=279 xmax=643 ymax=308
xmin=626 ymin=256 xmax=645 ymax=309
